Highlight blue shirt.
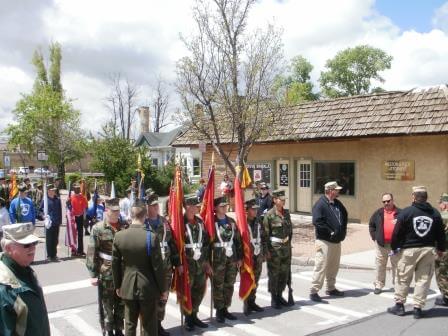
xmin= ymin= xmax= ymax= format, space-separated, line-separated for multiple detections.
xmin=9 ymin=196 xmax=35 ymax=225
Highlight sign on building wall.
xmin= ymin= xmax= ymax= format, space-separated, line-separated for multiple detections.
xmin=279 ymin=163 xmax=289 ymax=186
xmin=247 ymin=163 xmax=271 ymax=184
xmin=382 ymin=160 xmax=415 ymax=181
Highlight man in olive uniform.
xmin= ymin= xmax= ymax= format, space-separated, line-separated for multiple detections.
xmin=435 ymin=192 xmax=448 ymax=306
xmin=183 ymin=196 xmax=212 ymax=331
xmin=112 ymin=199 xmax=165 ymax=336
xmin=244 ymin=198 xmax=268 ymax=315
xmin=263 ymin=190 xmax=293 ymax=309
xmin=145 ymin=191 xmax=181 ymax=336
xmin=0 ymin=177 xmax=9 ymax=209
xmin=86 ymin=198 xmax=125 ymax=336
xmin=212 ymin=196 xmax=243 ymax=323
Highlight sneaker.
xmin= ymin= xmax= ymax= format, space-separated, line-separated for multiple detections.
xmin=373 ymin=288 xmax=382 ymax=295
xmin=435 ymin=297 xmax=448 ymax=306
xmin=413 ymin=307 xmax=423 ymax=319
xmin=309 ymin=293 xmax=323 ymax=302
xmin=326 ymin=289 xmax=344 ymax=297
xmin=387 ymin=303 xmax=405 ymax=316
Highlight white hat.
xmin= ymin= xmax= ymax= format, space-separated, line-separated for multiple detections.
xmin=324 ymin=181 xmax=343 ymax=191
xmin=3 ymin=223 xmax=40 ymax=245
xmin=412 ymin=186 xmax=427 ymax=193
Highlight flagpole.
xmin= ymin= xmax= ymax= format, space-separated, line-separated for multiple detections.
xmin=210 ymin=153 xmax=215 ymax=319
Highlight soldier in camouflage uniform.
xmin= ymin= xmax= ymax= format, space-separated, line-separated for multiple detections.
xmin=86 ymin=198 xmax=125 ymax=336
xmin=145 ymin=191 xmax=181 ymax=336
xmin=263 ymin=190 xmax=293 ymax=309
xmin=244 ymin=198 xmax=268 ymax=315
xmin=435 ymin=193 xmax=448 ymax=306
xmin=212 ymin=196 xmax=243 ymax=323
xmin=183 ymin=196 xmax=212 ymax=331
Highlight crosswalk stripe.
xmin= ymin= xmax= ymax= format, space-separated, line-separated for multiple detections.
xmin=64 ymin=314 xmax=103 ymax=336
xmin=48 ymin=308 xmax=83 ymax=319
xmin=43 ymin=279 xmax=91 ymax=294
xmin=50 ymin=323 xmax=63 ymax=336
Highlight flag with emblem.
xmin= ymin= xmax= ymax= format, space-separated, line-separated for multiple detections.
xmin=200 ymin=165 xmax=215 ymax=240
xmin=170 ymin=166 xmax=193 ymax=314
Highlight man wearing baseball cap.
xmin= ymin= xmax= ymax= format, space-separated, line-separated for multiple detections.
xmin=0 ymin=223 xmax=50 ymax=335
xmin=9 ymin=183 xmax=36 ymax=225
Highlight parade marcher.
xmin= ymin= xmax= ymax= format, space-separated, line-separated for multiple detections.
xmin=435 ymin=193 xmax=448 ymax=306
xmin=369 ymin=193 xmax=401 ymax=294
xmin=70 ymin=183 xmax=88 ymax=257
xmin=0 ymin=197 xmax=11 ymax=251
xmin=309 ymin=181 xmax=348 ymax=302
xmin=212 ymin=196 xmax=243 ymax=323
xmin=145 ymin=191 xmax=181 ymax=336
xmin=0 ymin=176 xmax=10 ymax=209
xmin=256 ymin=182 xmax=273 ymax=217
xmin=9 ymin=184 xmax=35 ymax=225
xmin=183 ymin=196 xmax=212 ymax=331
xmin=387 ymin=186 xmax=446 ymax=319
xmin=112 ymin=199 xmax=165 ymax=336
xmin=33 ymin=183 xmax=43 ymax=218
xmin=0 ymin=223 xmax=50 ymax=335
xmin=40 ymin=184 xmax=62 ymax=262
xmin=244 ymin=198 xmax=268 ymax=315
xmin=263 ymin=190 xmax=294 ymax=309
xmin=119 ymin=187 xmax=132 ymax=223
xmin=87 ymin=198 xmax=125 ymax=336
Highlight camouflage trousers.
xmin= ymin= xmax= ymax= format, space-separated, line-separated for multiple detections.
xmin=212 ymin=250 xmax=238 ymax=309
xmin=267 ymin=243 xmax=291 ymax=295
xmin=436 ymin=252 xmax=448 ymax=299
xmin=246 ymin=254 xmax=263 ymax=302
xmin=185 ymin=259 xmax=207 ymax=314
xmin=158 ymin=268 xmax=173 ymax=321
xmin=100 ymin=279 xmax=124 ymax=331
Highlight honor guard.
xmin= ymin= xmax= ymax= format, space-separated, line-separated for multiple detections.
xmin=145 ymin=191 xmax=181 ymax=336
xmin=86 ymin=198 xmax=125 ymax=336
xmin=212 ymin=196 xmax=243 ymax=323
xmin=244 ymin=198 xmax=268 ymax=315
xmin=263 ymin=190 xmax=294 ymax=309
xmin=183 ymin=196 xmax=212 ymax=331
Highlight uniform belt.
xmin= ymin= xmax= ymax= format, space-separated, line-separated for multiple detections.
xmin=214 ymin=242 xmax=232 ymax=248
xmin=185 ymin=243 xmax=203 ymax=249
xmin=99 ymin=252 xmax=112 ymax=261
xmin=270 ymin=236 xmax=289 ymax=243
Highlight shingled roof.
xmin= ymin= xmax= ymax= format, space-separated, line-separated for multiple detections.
xmin=173 ymin=85 xmax=448 ymax=145
xmin=135 ymin=127 xmax=182 ymax=148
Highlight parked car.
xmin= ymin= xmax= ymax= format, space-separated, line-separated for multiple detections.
xmin=18 ymin=167 xmax=30 ymax=175
xmin=34 ymin=167 xmax=51 ymax=175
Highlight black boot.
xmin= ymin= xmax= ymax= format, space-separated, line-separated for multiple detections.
xmin=244 ymin=300 xmax=252 ymax=315
xmin=249 ymin=300 xmax=264 ymax=312
xmin=271 ymin=293 xmax=281 ymax=309
xmin=216 ymin=308 xmax=225 ymax=323
xmin=115 ymin=330 xmax=124 ymax=336
xmin=184 ymin=314 xmax=195 ymax=331
xmin=107 ymin=331 xmax=114 ymax=336
xmin=223 ymin=308 xmax=237 ymax=320
xmin=277 ymin=295 xmax=288 ymax=306
xmin=192 ymin=312 xmax=208 ymax=328
xmin=158 ymin=321 xmax=170 ymax=336
xmin=387 ymin=303 xmax=405 ymax=316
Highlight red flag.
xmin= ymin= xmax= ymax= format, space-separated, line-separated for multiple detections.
xmin=200 ymin=166 xmax=215 ymax=240
xmin=234 ymin=174 xmax=256 ymax=300
xmin=65 ymin=183 xmax=78 ymax=253
xmin=9 ymin=172 xmax=18 ymax=200
xmin=170 ymin=167 xmax=193 ymax=314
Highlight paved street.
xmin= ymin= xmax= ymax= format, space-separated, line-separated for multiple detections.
xmin=32 ymin=225 xmax=448 ymax=336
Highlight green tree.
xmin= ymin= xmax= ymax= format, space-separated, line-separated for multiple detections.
xmin=319 ymin=45 xmax=393 ymax=98
xmin=273 ymin=55 xmax=318 ymax=104
xmin=7 ymin=43 xmax=86 ymax=186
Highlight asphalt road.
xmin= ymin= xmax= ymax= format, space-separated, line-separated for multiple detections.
xmin=31 ymin=225 xmax=448 ymax=336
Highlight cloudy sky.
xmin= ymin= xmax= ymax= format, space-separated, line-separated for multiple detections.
xmin=1 ymin=0 xmax=448 ymax=134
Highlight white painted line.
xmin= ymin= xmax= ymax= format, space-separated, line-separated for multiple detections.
xmin=48 ymin=308 xmax=83 ymax=319
xmin=43 ymin=279 xmax=91 ymax=294
xmin=64 ymin=313 xmax=103 ymax=336
xmin=50 ymin=323 xmax=63 ymax=336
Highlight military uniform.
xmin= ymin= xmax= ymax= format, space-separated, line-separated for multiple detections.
xmin=112 ymin=199 xmax=165 ymax=336
xmin=263 ymin=190 xmax=293 ymax=308
xmin=435 ymin=193 xmax=448 ymax=306
xmin=86 ymin=198 xmax=124 ymax=335
xmin=212 ymin=197 xmax=243 ymax=322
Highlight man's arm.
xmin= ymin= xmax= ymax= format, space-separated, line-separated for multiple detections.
xmin=86 ymin=225 xmax=100 ymax=279
xmin=368 ymin=210 xmax=377 ymax=241
xmin=111 ymin=237 xmax=123 ymax=290
xmin=312 ymin=203 xmax=332 ymax=236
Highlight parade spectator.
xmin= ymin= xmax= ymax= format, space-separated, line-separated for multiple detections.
xmin=40 ymin=184 xmax=62 ymax=262
xmin=256 ymin=182 xmax=273 ymax=217
xmin=219 ymin=174 xmax=234 ymax=210
xmin=9 ymin=184 xmax=35 ymax=225
xmin=196 ymin=178 xmax=206 ymax=202
xmin=119 ymin=188 xmax=132 ymax=223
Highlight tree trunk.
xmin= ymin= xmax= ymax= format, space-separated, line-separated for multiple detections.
xmin=58 ymin=161 xmax=66 ymax=189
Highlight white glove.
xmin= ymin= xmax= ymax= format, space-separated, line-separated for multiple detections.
xmin=44 ymin=215 xmax=52 ymax=229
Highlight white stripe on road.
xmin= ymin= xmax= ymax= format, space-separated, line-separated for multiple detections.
xmin=48 ymin=308 xmax=83 ymax=319
xmin=64 ymin=314 xmax=103 ymax=336
xmin=50 ymin=323 xmax=63 ymax=336
xmin=43 ymin=279 xmax=91 ymax=294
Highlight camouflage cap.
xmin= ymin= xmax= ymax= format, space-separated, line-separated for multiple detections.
xmin=105 ymin=198 xmax=120 ymax=210
xmin=132 ymin=199 xmax=146 ymax=209
xmin=441 ymin=193 xmax=448 ymax=202
xmin=47 ymin=183 xmax=57 ymax=190
xmin=185 ymin=196 xmax=200 ymax=207
xmin=145 ymin=192 xmax=159 ymax=206
xmin=245 ymin=198 xmax=259 ymax=209
xmin=214 ymin=196 xmax=228 ymax=207
xmin=3 ymin=223 xmax=40 ymax=245
xmin=272 ymin=189 xmax=286 ymax=200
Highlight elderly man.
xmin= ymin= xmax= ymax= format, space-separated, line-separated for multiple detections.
xmin=309 ymin=181 xmax=348 ymax=302
xmin=256 ymin=182 xmax=273 ymax=217
xmin=388 ymin=186 xmax=446 ymax=319
xmin=369 ymin=193 xmax=401 ymax=294
xmin=0 ymin=223 xmax=50 ymax=335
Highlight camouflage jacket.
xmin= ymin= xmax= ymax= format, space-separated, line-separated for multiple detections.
xmin=212 ymin=215 xmax=243 ymax=261
xmin=86 ymin=219 xmax=124 ymax=281
xmin=263 ymin=207 xmax=293 ymax=246
xmin=247 ymin=216 xmax=269 ymax=256
xmin=184 ymin=215 xmax=211 ymax=264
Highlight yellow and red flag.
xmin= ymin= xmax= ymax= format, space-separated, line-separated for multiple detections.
xmin=9 ymin=172 xmax=18 ymax=200
xmin=234 ymin=173 xmax=256 ymax=300
xmin=170 ymin=166 xmax=193 ymax=314
xmin=200 ymin=165 xmax=215 ymax=241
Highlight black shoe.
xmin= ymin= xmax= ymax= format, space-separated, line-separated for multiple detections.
xmin=107 ymin=331 xmax=114 ymax=336
xmin=413 ymin=307 xmax=423 ymax=319
xmin=271 ymin=294 xmax=281 ymax=309
xmin=216 ymin=308 xmax=225 ymax=323
xmin=435 ymin=297 xmax=448 ymax=306
xmin=249 ymin=301 xmax=264 ymax=312
xmin=387 ymin=303 xmax=405 ymax=316
xmin=309 ymin=293 xmax=323 ymax=302
xmin=184 ymin=315 xmax=195 ymax=332
xmin=158 ymin=321 xmax=170 ymax=336
xmin=277 ymin=295 xmax=288 ymax=306
xmin=85 ymin=231 xmax=90 ymax=236
xmin=243 ymin=301 xmax=252 ymax=315
xmin=115 ymin=330 xmax=124 ymax=336
xmin=192 ymin=313 xmax=208 ymax=328
xmin=374 ymin=288 xmax=382 ymax=295
xmin=326 ymin=289 xmax=344 ymax=297
xmin=223 ymin=308 xmax=237 ymax=320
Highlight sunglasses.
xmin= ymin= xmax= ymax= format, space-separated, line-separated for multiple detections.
xmin=22 ymin=241 xmax=39 ymax=248
xmin=382 ymin=200 xmax=392 ymax=204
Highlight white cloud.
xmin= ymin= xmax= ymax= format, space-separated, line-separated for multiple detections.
xmin=432 ymin=2 xmax=448 ymax=32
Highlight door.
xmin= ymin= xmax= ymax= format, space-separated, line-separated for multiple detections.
xmin=276 ymin=160 xmax=290 ymax=209
xmin=297 ymin=160 xmax=312 ymax=213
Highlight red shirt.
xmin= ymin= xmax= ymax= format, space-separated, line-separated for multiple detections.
xmin=383 ymin=208 xmax=396 ymax=243
xmin=70 ymin=193 xmax=88 ymax=216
